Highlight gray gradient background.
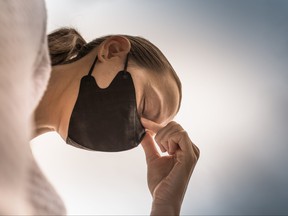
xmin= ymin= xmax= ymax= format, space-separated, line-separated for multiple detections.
xmin=31 ymin=0 xmax=288 ymax=215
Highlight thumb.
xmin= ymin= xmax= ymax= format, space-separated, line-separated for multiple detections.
xmin=141 ymin=132 xmax=160 ymax=163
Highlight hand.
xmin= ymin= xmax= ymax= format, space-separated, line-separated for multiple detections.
xmin=141 ymin=119 xmax=200 ymax=215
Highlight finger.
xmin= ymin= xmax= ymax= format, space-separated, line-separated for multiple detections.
xmin=140 ymin=132 xmax=160 ymax=162
xmin=159 ymin=141 xmax=167 ymax=153
xmin=169 ymin=131 xmax=201 ymax=167
xmin=169 ymin=130 xmax=193 ymax=153
xmin=155 ymin=122 xmax=182 ymax=153
xmin=155 ymin=121 xmax=178 ymax=143
xmin=192 ymin=143 xmax=200 ymax=159
xmin=140 ymin=119 xmax=168 ymax=153
xmin=155 ymin=122 xmax=183 ymax=145
xmin=168 ymin=139 xmax=179 ymax=155
xmin=141 ymin=118 xmax=163 ymax=135
xmin=160 ymin=140 xmax=169 ymax=153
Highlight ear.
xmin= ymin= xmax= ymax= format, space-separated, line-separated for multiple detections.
xmin=98 ymin=36 xmax=131 ymax=62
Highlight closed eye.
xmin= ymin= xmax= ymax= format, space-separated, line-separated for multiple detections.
xmin=142 ymin=97 xmax=146 ymax=115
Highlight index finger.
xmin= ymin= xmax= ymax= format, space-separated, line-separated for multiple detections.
xmin=141 ymin=118 xmax=163 ymax=135
xmin=140 ymin=132 xmax=160 ymax=163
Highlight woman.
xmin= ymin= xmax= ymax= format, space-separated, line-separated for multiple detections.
xmin=0 ymin=1 xmax=199 ymax=215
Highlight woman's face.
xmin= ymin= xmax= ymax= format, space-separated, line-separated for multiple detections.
xmin=128 ymin=66 xmax=180 ymax=130
xmin=93 ymin=38 xmax=180 ymax=131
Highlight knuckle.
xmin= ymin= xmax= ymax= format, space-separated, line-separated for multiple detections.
xmin=193 ymin=144 xmax=200 ymax=159
xmin=188 ymin=142 xmax=200 ymax=161
xmin=179 ymin=130 xmax=188 ymax=137
xmin=167 ymin=129 xmax=187 ymax=141
xmin=167 ymin=121 xmax=177 ymax=126
xmin=189 ymin=150 xmax=199 ymax=164
xmin=169 ymin=121 xmax=183 ymax=128
xmin=171 ymin=123 xmax=182 ymax=131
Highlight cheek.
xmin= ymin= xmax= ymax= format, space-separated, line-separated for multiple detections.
xmin=135 ymin=90 xmax=142 ymax=115
xmin=130 ymin=76 xmax=145 ymax=116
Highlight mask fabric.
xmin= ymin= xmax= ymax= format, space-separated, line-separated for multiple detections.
xmin=66 ymin=54 xmax=146 ymax=152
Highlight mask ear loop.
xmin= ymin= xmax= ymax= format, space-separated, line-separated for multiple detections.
xmin=123 ymin=53 xmax=129 ymax=72
xmin=88 ymin=56 xmax=98 ymax=76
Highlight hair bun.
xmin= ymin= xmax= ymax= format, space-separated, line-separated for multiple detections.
xmin=48 ymin=27 xmax=86 ymax=66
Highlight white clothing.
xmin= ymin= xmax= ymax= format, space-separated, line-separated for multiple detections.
xmin=0 ymin=0 xmax=66 ymax=214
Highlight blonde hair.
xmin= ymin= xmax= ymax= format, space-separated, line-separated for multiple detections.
xmin=48 ymin=27 xmax=182 ymax=112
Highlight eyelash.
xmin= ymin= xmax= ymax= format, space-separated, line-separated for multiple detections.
xmin=142 ymin=98 xmax=146 ymax=115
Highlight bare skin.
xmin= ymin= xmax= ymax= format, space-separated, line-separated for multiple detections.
xmin=33 ymin=36 xmax=199 ymax=215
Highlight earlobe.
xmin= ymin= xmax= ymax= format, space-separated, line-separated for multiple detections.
xmin=98 ymin=36 xmax=131 ymax=62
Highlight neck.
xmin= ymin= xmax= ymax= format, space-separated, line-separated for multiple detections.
xmin=33 ymin=66 xmax=73 ymax=139
xmin=33 ymin=49 xmax=99 ymax=140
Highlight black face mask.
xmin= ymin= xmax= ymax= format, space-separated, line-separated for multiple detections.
xmin=66 ymin=54 xmax=146 ymax=152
